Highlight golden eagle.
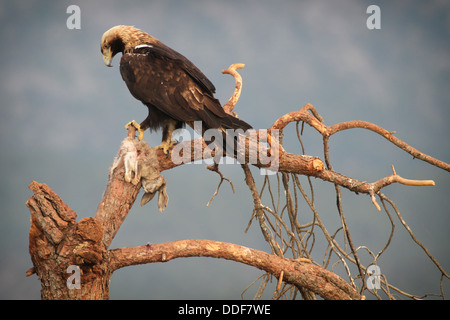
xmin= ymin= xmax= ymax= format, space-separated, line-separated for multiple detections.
xmin=100 ymin=25 xmax=252 ymax=154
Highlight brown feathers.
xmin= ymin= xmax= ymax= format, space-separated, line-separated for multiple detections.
xmin=101 ymin=25 xmax=252 ymax=155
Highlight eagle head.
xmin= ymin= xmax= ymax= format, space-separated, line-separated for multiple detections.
xmin=101 ymin=25 xmax=154 ymax=67
xmin=100 ymin=26 xmax=125 ymax=67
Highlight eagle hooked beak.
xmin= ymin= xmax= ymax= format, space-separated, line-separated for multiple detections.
xmin=102 ymin=47 xmax=113 ymax=67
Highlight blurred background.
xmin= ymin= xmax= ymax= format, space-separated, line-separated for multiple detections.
xmin=0 ymin=0 xmax=449 ymax=299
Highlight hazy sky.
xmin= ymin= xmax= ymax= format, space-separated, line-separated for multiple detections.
xmin=1 ymin=0 xmax=449 ymax=299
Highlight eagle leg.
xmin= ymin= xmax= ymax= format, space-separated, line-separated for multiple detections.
xmin=125 ymin=120 xmax=145 ymax=141
xmin=156 ymin=120 xmax=177 ymax=155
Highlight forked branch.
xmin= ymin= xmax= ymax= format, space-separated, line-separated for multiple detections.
xmin=154 ymin=67 xmax=445 ymax=211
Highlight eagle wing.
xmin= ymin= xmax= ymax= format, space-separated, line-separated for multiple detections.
xmin=119 ymin=44 xmax=247 ymax=130
xmin=143 ymin=43 xmax=217 ymax=95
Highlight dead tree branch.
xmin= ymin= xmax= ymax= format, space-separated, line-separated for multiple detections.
xmin=271 ymin=105 xmax=450 ymax=172
xmin=26 ymin=63 xmax=449 ymax=300
xmin=108 ymin=239 xmax=362 ymax=300
xmin=153 ymin=102 xmax=441 ymax=211
xmin=222 ymin=63 xmax=245 ymax=115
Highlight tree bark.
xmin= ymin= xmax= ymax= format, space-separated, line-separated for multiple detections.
xmin=27 ymin=181 xmax=110 ymax=299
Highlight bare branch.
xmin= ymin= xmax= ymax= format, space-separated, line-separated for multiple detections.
xmin=272 ymin=104 xmax=449 ymax=172
xmin=108 ymin=239 xmax=363 ymax=300
xmin=326 ymin=118 xmax=450 ymax=172
xmin=205 ymin=163 xmax=235 ymax=207
xmin=222 ymin=63 xmax=245 ymax=115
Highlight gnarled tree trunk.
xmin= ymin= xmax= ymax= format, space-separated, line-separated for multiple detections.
xmin=27 ymin=182 xmax=110 ymax=299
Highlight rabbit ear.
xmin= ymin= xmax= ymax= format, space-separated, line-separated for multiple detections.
xmin=140 ymin=191 xmax=157 ymax=207
xmin=157 ymin=185 xmax=169 ymax=212
xmin=139 ymin=182 xmax=168 ymax=212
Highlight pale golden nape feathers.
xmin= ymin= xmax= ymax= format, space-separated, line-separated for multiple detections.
xmin=101 ymin=25 xmax=158 ymax=54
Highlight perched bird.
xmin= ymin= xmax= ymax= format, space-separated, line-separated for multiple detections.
xmin=100 ymin=25 xmax=252 ymax=154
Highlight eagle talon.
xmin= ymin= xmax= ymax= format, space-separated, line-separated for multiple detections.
xmin=156 ymin=140 xmax=175 ymax=155
xmin=125 ymin=120 xmax=145 ymax=141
